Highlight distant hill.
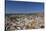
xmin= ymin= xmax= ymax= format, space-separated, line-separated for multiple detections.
xmin=5 ymin=13 xmax=38 ymax=16
xmin=5 ymin=13 xmax=44 ymax=16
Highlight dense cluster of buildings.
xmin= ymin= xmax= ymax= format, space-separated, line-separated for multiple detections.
xmin=5 ymin=14 xmax=44 ymax=31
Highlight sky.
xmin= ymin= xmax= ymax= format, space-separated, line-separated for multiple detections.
xmin=5 ymin=1 xmax=44 ymax=13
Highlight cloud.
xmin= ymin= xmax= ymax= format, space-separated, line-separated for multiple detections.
xmin=8 ymin=0 xmax=44 ymax=2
